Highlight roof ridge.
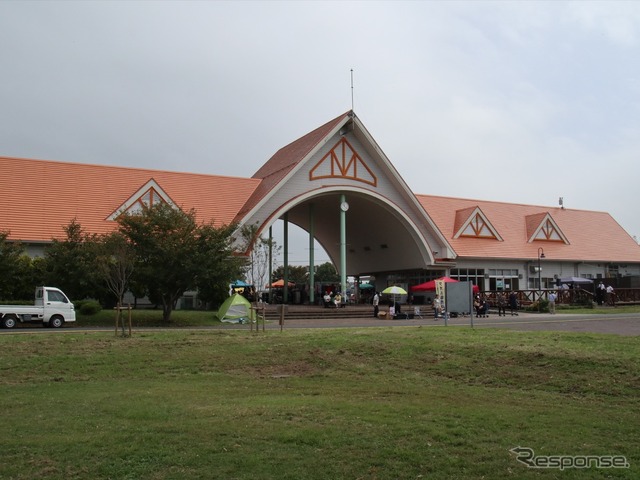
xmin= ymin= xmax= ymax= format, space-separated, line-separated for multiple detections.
xmin=415 ymin=192 xmax=610 ymax=215
xmin=252 ymin=111 xmax=351 ymax=180
xmin=0 ymin=156 xmax=259 ymax=182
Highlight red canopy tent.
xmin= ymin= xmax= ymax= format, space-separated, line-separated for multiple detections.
xmin=411 ymin=277 xmax=479 ymax=293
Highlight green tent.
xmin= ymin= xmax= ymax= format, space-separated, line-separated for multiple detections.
xmin=217 ymin=294 xmax=255 ymax=324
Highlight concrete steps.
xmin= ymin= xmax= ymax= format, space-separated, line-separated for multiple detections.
xmin=257 ymin=304 xmax=435 ymax=321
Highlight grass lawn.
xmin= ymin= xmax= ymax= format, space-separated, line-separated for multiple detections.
xmin=76 ymin=308 xmax=221 ymax=328
xmin=1 ymin=327 xmax=638 ymax=479
xmin=557 ymin=305 xmax=640 ymax=315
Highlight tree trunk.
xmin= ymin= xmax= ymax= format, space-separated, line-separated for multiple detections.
xmin=162 ymin=302 xmax=173 ymax=323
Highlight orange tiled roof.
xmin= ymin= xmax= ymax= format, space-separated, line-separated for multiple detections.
xmin=0 ymin=157 xmax=260 ymax=242
xmin=2 ymin=148 xmax=639 ymax=266
xmin=418 ymin=194 xmax=640 ymax=262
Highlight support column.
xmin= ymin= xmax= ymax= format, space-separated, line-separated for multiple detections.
xmin=268 ymin=226 xmax=273 ymax=303
xmin=283 ymin=213 xmax=289 ymax=304
xmin=340 ymin=194 xmax=347 ymax=297
xmin=308 ymin=203 xmax=315 ymax=305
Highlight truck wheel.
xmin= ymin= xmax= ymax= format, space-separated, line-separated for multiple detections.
xmin=49 ymin=316 xmax=64 ymax=328
xmin=2 ymin=315 xmax=18 ymax=329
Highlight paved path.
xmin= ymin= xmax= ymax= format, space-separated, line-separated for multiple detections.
xmin=228 ymin=311 xmax=640 ymax=336
xmin=2 ymin=312 xmax=639 ymax=336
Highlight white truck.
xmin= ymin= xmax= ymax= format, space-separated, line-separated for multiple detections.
xmin=0 ymin=286 xmax=76 ymax=329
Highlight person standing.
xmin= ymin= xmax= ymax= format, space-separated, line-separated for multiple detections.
xmin=433 ymin=294 xmax=442 ymax=319
xmin=372 ymin=292 xmax=379 ymax=318
xmin=606 ymin=285 xmax=615 ymax=307
xmin=508 ymin=291 xmax=519 ymax=316
xmin=497 ymin=292 xmax=507 ymax=317
xmin=548 ymin=291 xmax=557 ymax=314
xmin=597 ymin=281 xmax=606 ymax=305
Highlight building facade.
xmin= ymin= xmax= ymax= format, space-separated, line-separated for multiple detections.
xmin=2 ymin=110 xmax=639 ymax=301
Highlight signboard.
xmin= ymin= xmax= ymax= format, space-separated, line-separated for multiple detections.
xmin=445 ymin=281 xmax=475 ymax=327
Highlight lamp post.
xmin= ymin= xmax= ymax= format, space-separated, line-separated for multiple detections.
xmin=537 ymin=247 xmax=545 ymax=312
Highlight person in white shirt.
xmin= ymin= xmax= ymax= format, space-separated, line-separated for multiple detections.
xmin=323 ymin=292 xmax=331 ymax=308
xmin=433 ymin=294 xmax=442 ymax=319
xmin=548 ymin=292 xmax=557 ymax=314
xmin=372 ymin=292 xmax=380 ymax=318
xmin=605 ymin=285 xmax=615 ymax=307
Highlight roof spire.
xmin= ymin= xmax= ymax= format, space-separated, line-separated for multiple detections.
xmin=350 ymin=68 xmax=354 ymax=112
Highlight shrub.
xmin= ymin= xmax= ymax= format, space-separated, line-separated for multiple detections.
xmin=573 ymin=296 xmax=594 ymax=308
xmin=526 ymin=299 xmax=549 ymax=313
xmin=79 ymin=300 xmax=103 ymax=315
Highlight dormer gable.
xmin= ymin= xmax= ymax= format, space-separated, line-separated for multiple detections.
xmin=453 ymin=206 xmax=503 ymax=241
xmin=107 ymin=179 xmax=176 ymax=220
xmin=526 ymin=212 xmax=569 ymax=244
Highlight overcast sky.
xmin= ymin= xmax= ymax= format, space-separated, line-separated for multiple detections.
xmin=2 ymin=0 xmax=640 ymax=262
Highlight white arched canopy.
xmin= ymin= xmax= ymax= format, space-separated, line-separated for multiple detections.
xmin=275 ymin=189 xmax=436 ymax=277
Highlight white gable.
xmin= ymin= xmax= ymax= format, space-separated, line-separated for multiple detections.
xmin=107 ymin=179 xmax=176 ymax=220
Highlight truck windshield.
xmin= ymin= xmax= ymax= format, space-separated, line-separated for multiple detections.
xmin=46 ymin=290 xmax=68 ymax=303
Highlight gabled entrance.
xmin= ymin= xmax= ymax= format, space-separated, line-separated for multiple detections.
xmin=234 ymin=111 xmax=456 ymax=302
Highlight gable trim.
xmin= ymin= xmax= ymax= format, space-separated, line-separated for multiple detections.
xmin=107 ymin=178 xmax=176 ymax=220
xmin=527 ymin=212 xmax=570 ymax=244
xmin=453 ymin=206 xmax=503 ymax=241
xmin=309 ymin=137 xmax=377 ymax=186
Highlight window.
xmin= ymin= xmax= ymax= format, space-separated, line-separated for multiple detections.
xmin=450 ymin=269 xmax=485 ymax=290
xmin=488 ymin=269 xmax=520 ymax=291
xmin=46 ymin=290 xmax=68 ymax=303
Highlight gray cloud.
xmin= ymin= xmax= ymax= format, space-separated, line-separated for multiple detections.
xmin=2 ymin=0 xmax=639 ymax=244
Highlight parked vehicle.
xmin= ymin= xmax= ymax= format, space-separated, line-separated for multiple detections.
xmin=0 ymin=287 xmax=76 ymax=329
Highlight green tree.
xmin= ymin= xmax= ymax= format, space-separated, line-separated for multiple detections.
xmin=95 ymin=232 xmax=136 ymax=307
xmin=0 ymin=231 xmax=31 ymax=300
xmin=193 ymin=223 xmax=246 ymax=308
xmin=118 ymin=203 xmax=242 ymax=322
xmin=12 ymin=255 xmax=38 ymax=301
xmin=272 ymin=265 xmax=308 ymax=285
xmin=314 ymin=262 xmax=340 ymax=282
xmin=40 ymin=220 xmax=105 ymax=302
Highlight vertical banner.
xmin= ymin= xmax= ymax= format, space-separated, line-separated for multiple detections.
xmin=436 ymin=279 xmax=445 ymax=315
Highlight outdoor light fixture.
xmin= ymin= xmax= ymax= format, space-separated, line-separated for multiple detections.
xmin=537 ymin=247 xmax=545 ymax=312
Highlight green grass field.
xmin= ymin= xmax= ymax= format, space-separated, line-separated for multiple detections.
xmin=1 ymin=326 xmax=637 ymax=479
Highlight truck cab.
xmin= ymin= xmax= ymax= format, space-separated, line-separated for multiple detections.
xmin=36 ymin=287 xmax=76 ymax=326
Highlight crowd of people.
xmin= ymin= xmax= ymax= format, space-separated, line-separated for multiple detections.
xmin=596 ymin=281 xmax=616 ymax=306
xmin=323 ymin=291 xmax=345 ymax=308
xmin=324 ymin=280 xmax=618 ymax=318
